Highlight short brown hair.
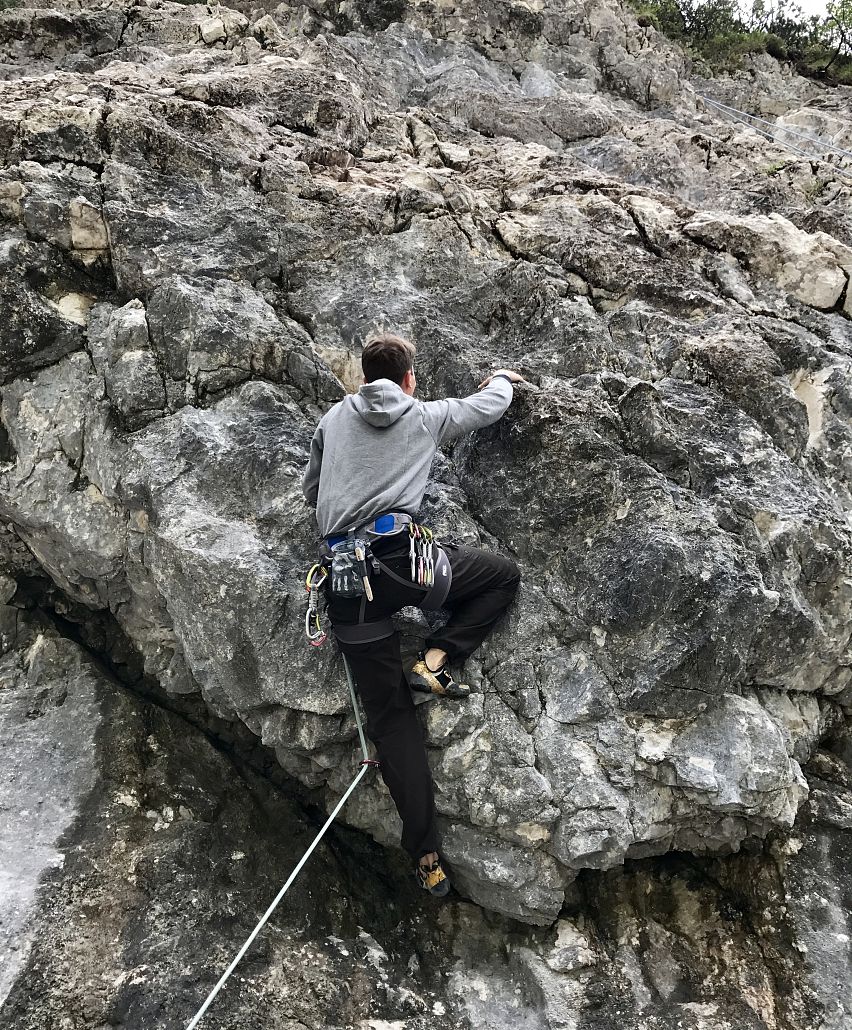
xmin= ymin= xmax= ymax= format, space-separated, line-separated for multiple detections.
xmin=362 ymin=333 xmax=416 ymax=385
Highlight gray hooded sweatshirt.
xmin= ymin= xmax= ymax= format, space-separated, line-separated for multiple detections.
xmin=302 ymin=375 xmax=514 ymax=538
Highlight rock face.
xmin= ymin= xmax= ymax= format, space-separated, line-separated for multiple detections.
xmin=0 ymin=605 xmax=472 ymax=1029
xmin=683 ymin=210 xmax=852 ymax=314
xmin=0 ymin=0 xmax=851 ymax=1023
xmin=3 ymin=604 xmax=852 ymax=1030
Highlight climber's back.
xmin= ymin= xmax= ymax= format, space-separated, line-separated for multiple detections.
xmin=301 ymin=335 xmax=516 ymax=539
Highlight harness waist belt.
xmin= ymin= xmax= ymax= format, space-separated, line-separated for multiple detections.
xmin=325 ymin=511 xmax=414 ymax=549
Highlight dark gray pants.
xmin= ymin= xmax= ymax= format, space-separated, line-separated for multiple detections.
xmin=326 ymin=539 xmax=521 ymax=861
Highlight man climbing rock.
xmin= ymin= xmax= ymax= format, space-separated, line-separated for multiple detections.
xmin=302 ymin=333 xmax=524 ymax=897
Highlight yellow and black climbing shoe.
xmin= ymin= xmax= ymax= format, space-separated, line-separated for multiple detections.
xmin=409 ymin=652 xmax=471 ymax=699
xmin=416 ymin=855 xmax=451 ymax=897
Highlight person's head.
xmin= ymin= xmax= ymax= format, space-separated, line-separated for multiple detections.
xmin=362 ymin=332 xmax=417 ymax=396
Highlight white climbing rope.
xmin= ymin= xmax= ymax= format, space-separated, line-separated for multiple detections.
xmin=697 ymin=93 xmax=852 ymax=183
xmin=184 ymin=654 xmax=376 ymax=1030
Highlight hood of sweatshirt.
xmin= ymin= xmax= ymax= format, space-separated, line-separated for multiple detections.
xmin=350 ymin=378 xmax=416 ymax=428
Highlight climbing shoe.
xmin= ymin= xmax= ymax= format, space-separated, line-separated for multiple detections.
xmin=416 ymin=855 xmax=451 ymax=897
xmin=408 ymin=652 xmax=471 ymax=698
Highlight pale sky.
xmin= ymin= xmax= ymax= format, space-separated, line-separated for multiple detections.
xmin=734 ymin=0 xmax=832 ymax=18
xmin=795 ymin=0 xmax=830 ymax=15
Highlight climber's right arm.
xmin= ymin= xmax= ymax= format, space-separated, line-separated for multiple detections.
xmin=420 ymin=371 xmax=521 ymax=446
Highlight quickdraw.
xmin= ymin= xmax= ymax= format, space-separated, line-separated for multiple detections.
xmin=304 ymin=562 xmax=329 ymax=646
xmin=408 ymin=522 xmax=434 ymax=587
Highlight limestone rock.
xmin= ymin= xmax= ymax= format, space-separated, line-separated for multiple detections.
xmin=683 ymin=210 xmax=852 ymax=314
xmin=0 ymin=0 xmax=851 ymax=958
xmin=0 ymin=608 xmax=469 ymax=1027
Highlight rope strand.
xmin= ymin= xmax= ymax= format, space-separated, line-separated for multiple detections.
xmin=184 ymin=654 xmax=372 ymax=1030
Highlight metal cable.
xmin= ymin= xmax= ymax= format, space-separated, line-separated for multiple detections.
xmin=697 ymin=93 xmax=852 ymax=161
xmin=184 ymin=654 xmax=373 ymax=1030
xmin=723 ymin=111 xmax=832 ymax=162
xmin=721 ymin=113 xmax=828 ymax=161
xmin=697 ymin=93 xmax=852 ymax=182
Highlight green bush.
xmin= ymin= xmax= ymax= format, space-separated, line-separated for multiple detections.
xmin=765 ymin=31 xmax=789 ymax=57
xmin=802 ymin=47 xmax=852 ymax=80
xmin=628 ymin=0 xmax=852 ymax=82
xmin=635 ymin=6 xmax=661 ymax=29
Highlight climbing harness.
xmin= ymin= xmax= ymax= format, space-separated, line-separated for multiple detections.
xmin=327 ymin=510 xmax=415 ymax=546
xmin=323 ymin=524 xmax=453 ymax=644
xmin=183 ymin=654 xmax=378 ymax=1030
xmin=697 ymin=93 xmax=852 ymax=183
xmin=302 ymin=512 xmax=454 ymax=646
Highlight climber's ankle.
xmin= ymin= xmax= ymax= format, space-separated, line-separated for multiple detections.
xmin=424 ymin=648 xmax=448 ymax=673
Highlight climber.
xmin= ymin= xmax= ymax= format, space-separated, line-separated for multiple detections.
xmin=301 ymin=332 xmax=524 ymax=897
